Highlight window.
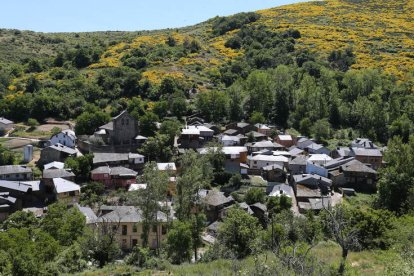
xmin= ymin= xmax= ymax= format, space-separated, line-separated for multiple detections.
xmin=126 ymin=119 xmax=129 ymax=125
xmin=152 ymin=225 xmax=157 ymax=233
xmin=112 ymin=225 xmax=117 ymax=232
xmin=132 ymin=224 xmax=138 ymax=233
xmin=162 ymin=225 xmax=167 ymax=235
xmin=132 ymin=239 xmax=138 ymax=247
xmin=69 ymin=191 xmax=76 ymax=196
xmin=121 ymin=119 xmax=125 ymax=125
xmin=122 ymin=225 xmax=127 ymax=235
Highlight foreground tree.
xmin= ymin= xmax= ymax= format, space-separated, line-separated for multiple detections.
xmin=321 ymin=205 xmax=360 ymax=275
xmin=166 ymin=220 xmax=192 ymax=264
xmin=377 ymin=136 xmax=414 ymax=214
xmin=218 ymin=207 xmax=262 ymax=258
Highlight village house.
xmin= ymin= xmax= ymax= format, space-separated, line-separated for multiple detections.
xmin=275 ymin=134 xmax=295 ymax=148
xmin=226 ymin=122 xmax=255 ymax=135
xmin=178 ymin=125 xmax=214 ymax=149
xmin=288 ymin=155 xmax=308 ymax=175
xmin=0 ymin=165 xmax=33 ymax=181
xmin=328 ymin=159 xmax=378 ymax=191
xmin=43 ymin=167 xmax=74 ymax=190
xmin=305 ymin=143 xmax=330 ymax=155
xmin=91 ymin=166 xmax=138 ymax=188
xmin=292 ymin=174 xmax=332 ymax=213
xmin=53 ymin=178 xmax=80 ymax=204
xmin=95 ymin=110 xmax=140 ymax=146
xmin=198 ymin=189 xmax=235 ymax=223
xmin=268 ymin=184 xmax=295 ymax=199
xmin=38 ymin=143 xmax=77 ymax=166
xmin=245 ymin=131 xmax=268 ymax=141
xmin=44 ymin=161 xmax=65 ymax=170
xmin=255 ymin=124 xmax=273 ymax=136
xmin=351 ymin=138 xmax=378 ymax=149
xmin=296 ymin=137 xmax=314 ymax=149
xmin=289 ymin=146 xmax=305 ymax=157
xmin=351 ymin=148 xmax=383 ymax=170
xmin=93 ymin=205 xmax=168 ymax=250
xmin=198 ymin=146 xmax=248 ymax=174
xmin=219 ymin=135 xmax=244 ymax=146
xmin=92 ymin=152 xmax=144 ymax=170
xmin=0 ymin=180 xmax=40 ymax=210
xmin=247 ymin=140 xmax=285 ymax=153
xmin=248 ymin=154 xmax=288 ymax=171
xmin=0 ymin=192 xmax=18 ymax=221
xmin=0 ymin=117 xmax=14 ymax=133
xmin=50 ymin=129 xmax=77 ymax=148
xmin=261 ymin=163 xmax=287 ymax=182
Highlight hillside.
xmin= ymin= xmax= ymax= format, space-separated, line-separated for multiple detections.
xmin=1 ymin=0 xmax=414 ymax=82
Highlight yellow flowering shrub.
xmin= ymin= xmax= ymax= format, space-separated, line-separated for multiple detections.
xmin=257 ymin=0 xmax=414 ymax=79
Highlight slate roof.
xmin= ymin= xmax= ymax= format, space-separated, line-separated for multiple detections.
xmin=306 ymin=143 xmax=327 ymax=151
xmin=75 ymin=204 xmax=97 ymax=224
xmin=238 ymin=202 xmax=254 ymax=215
xmin=296 ymin=184 xmax=322 ymax=198
xmin=96 ymin=206 xmax=167 ymax=223
xmin=44 ymin=161 xmax=65 ymax=170
xmin=93 ymin=153 xmax=130 ymax=164
xmin=249 ymin=154 xmax=289 ymax=163
xmin=352 ymin=138 xmax=378 ymax=149
xmin=0 ymin=192 xmax=16 ymax=204
xmin=290 ymin=155 xmax=308 ymax=165
xmin=251 ymin=141 xmax=280 ymax=148
xmin=237 ymin=122 xmax=251 ymax=128
xmin=352 ymin=148 xmax=382 ymax=157
xmin=246 ymin=131 xmax=267 ymax=138
xmin=293 ymin=174 xmax=332 ymax=187
xmin=43 ymin=169 xmax=75 ymax=179
xmin=110 ymin=166 xmax=138 ymax=176
xmin=53 ymin=178 xmax=80 ymax=193
xmin=341 ymin=159 xmax=377 ymax=174
xmin=99 ymin=121 xmax=114 ymax=131
xmin=0 ymin=165 xmax=32 ymax=175
xmin=289 ymin=147 xmax=304 ymax=156
xmin=324 ymin=157 xmax=355 ymax=169
xmin=262 ymin=163 xmax=285 ymax=171
xmin=0 ymin=180 xmax=32 ymax=193
xmin=223 ymin=129 xmax=239 ymax=135
xmin=278 ymin=135 xmax=293 ymax=141
xmin=0 ymin=118 xmax=13 ymax=124
xmin=250 ymin=202 xmax=267 ymax=212
xmin=203 ymin=190 xmax=234 ymax=207
xmin=20 ymin=180 xmax=41 ymax=192
xmin=268 ymin=184 xmax=294 ymax=198
xmin=47 ymin=144 xmax=77 ymax=155
xmin=207 ymin=220 xmax=222 ymax=232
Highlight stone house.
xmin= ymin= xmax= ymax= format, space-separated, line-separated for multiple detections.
xmin=91 ymin=166 xmax=138 ymax=188
xmin=96 ymin=111 xmax=140 ymax=146
xmin=53 ymin=178 xmax=80 ymax=204
xmin=275 ymin=134 xmax=295 ymax=148
xmin=93 ymin=206 xmax=168 ymax=250
xmin=0 ymin=118 xmax=14 ymax=132
xmin=38 ymin=143 xmax=77 ymax=166
xmin=50 ymin=129 xmax=77 ymax=148
xmin=0 ymin=165 xmax=33 ymax=181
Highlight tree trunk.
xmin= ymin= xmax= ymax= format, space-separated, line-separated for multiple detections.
xmin=194 ymin=245 xmax=198 ymax=262
xmin=339 ymin=247 xmax=348 ymax=275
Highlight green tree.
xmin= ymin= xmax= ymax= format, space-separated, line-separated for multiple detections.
xmin=140 ymin=112 xmax=159 ymax=137
xmin=159 ymin=119 xmax=182 ymax=146
xmin=139 ymin=133 xmax=172 ymax=162
xmin=166 ymin=220 xmax=192 ymax=264
xmin=41 ymin=203 xmax=86 ymax=246
xmin=249 ymin=111 xmax=266 ymax=124
xmin=218 ymin=207 xmax=262 ymax=258
xmin=312 ymin=118 xmax=331 ymax=142
xmin=377 ymin=136 xmax=414 ymax=214
xmin=75 ymin=109 xmax=110 ymax=136
xmin=244 ymin=187 xmax=266 ymax=205
xmin=65 ymin=153 xmax=94 ymax=181
xmin=2 ymin=211 xmax=38 ymax=230
xmin=133 ymin=162 xmax=169 ymax=250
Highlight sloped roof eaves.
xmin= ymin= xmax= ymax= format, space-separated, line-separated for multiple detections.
xmin=0 ymin=165 xmax=32 ymax=175
xmin=43 ymin=169 xmax=75 ymax=179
